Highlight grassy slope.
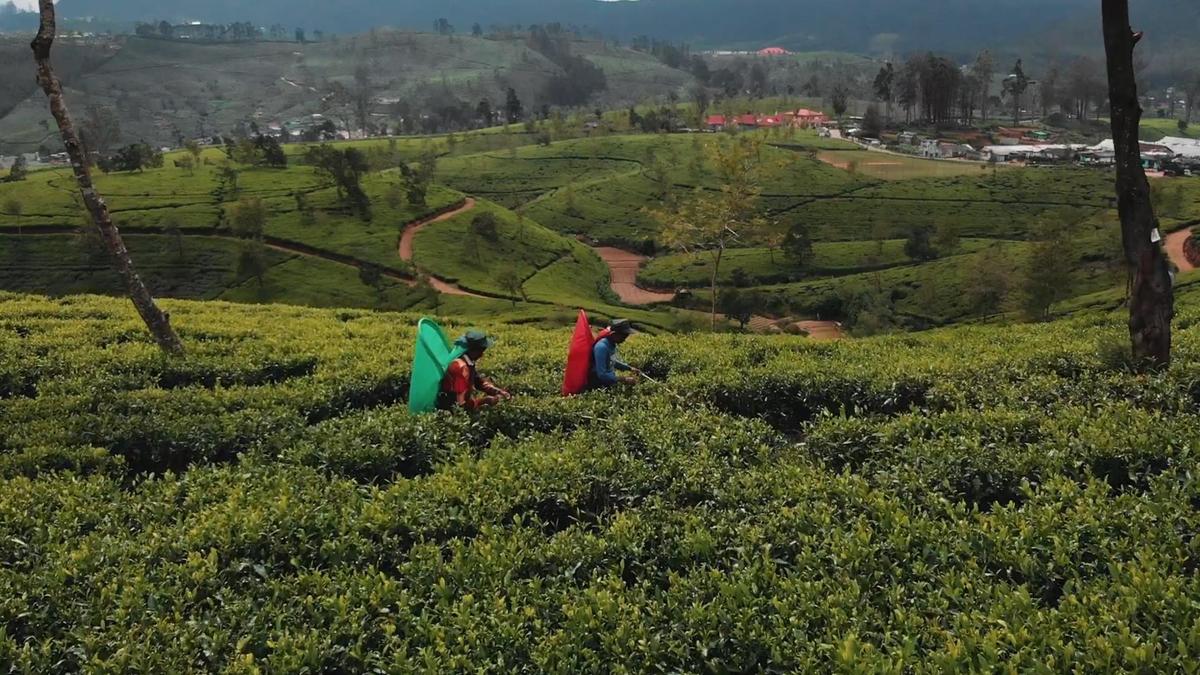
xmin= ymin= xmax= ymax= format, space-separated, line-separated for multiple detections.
xmin=0 ymin=233 xmax=432 ymax=312
xmin=7 ymin=129 xmax=1193 ymax=333
xmin=410 ymin=198 xmax=576 ymax=296
xmin=813 ymin=149 xmax=997 ymax=180
xmin=0 ymin=33 xmax=696 ymax=152
xmin=519 ymin=133 xmax=867 ymax=247
xmin=638 ymin=239 xmax=998 ymax=288
xmin=1140 ymin=117 xmax=1200 ymax=141
xmin=0 ymin=234 xmax=271 ymax=300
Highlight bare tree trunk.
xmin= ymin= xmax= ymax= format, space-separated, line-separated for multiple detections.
xmin=31 ymin=0 xmax=183 ymax=355
xmin=710 ymin=247 xmax=724 ymax=331
xmin=1102 ymin=0 xmax=1173 ymax=369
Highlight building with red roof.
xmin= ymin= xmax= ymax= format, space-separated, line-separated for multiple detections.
xmin=787 ymin=108 xmax=830 ymax=128
xmin=758 ymin=47 xmax=790 ymax=56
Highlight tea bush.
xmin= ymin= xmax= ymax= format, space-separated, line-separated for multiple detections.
xmin=2 ymin=291 xmax=1200 ymax=671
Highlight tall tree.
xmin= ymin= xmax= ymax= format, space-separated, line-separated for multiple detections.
xmin=896 ymin=57 xmax=919 ymax=123
xmin=1003 ymin=59 xmax=1031 ymax=126
xmin=475 ymin=98 xmax=492 ymax=127
xmin=80 ymin=104 xmax=120 ymax=164
xmin=1039 ymin=63 xmax=1061 ymax=118
xmin=1102 ymin=0 xmax=1173 ymax=368
xmin=651 ymin=137 xmax=767 ymax=330
xmin=351 ymin=63 xmax=375 ymax=134
xmin=1067 ymin=57 xmax=1105 ymax=120
xmin=1021 ymin=225 xmax=1073 ymax=321
xmin=861 ymin=104 xmax=883 ymax=139
xmin=1185 ymin=72 xmax=1200 ymax=123
xmin=873 ymin=62 xmax=894 ymax=122
xmin=830 ymin=84 xmax=849 ymax=118
xmin=505 ymin=87 xmax=522 ymax=123
xmin=30 ymin=0 xmax=183 ymax=354
xmin=5 ymin=154 xmax=26 ymax=182
xmin=972 ymin=51 xmax=994 ymax=122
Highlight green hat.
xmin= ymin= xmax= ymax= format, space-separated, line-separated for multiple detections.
xmin=609 ymin=319 xmax=636 ymax=335
xmin=456 ymin=330 xmax=494 ymax=351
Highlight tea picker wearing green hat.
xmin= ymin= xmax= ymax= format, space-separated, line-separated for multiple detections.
xmin=438 ymin=330 xmax=513 ymax=410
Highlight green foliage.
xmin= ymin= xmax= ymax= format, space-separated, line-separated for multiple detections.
xmin=400 ymin=149 xmax=438 ymax=208
xmin=3 ymin=292 xmax=1200 ymax=669
xmin=720 ymin=287 xmax=756 ymax=329
xmin=903 ymin=224 xmax=937 ymax=261
xmin=236 ymin=240 xmax=269 ymax=287
xmin=495 ymin=268 xmax=525 ymax=307
xmin=470 ymin=212 xmax=499 ymax=242
xmin=1022 ymin=226 xmax=1074 ymax=321
xmin=228 ymin=197 xmax=267 ymax=239
xmin=100 ymin=143 xmax=164 ymax=173
xmin=4 ymin=154 xmax=26 ymax=182
xmin=304 ymin=145 xmax=371 ymax=219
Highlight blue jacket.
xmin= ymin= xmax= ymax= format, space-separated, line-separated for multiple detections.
xmin=592 ymin=337 xmax=631 ymax=386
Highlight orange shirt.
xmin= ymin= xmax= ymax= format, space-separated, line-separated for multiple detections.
xmin=441 ymin=356 xmax=491 ymax=409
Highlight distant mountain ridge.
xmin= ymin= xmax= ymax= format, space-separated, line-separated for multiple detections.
xmin=50 ymin=0 xmax=1104 ymax=53
xmin=16 ymin=1 xmax=1195 ymax=63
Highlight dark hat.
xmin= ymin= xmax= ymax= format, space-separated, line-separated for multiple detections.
xmin=609 ymin=319 xmax=636 ymax=335
xmin=456 ymin=330 xmax=494 ymax=351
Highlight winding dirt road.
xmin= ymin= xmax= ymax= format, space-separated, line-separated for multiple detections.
xmin=1165 ymin=228 xmax=1196 ymax=273
xmin=398 ymin=198 xmax=484 ymax=298
xmin=592 ymin=247 xmax=676 ymax=304
xmin=592 ymin=246 xmax=844 ymax=339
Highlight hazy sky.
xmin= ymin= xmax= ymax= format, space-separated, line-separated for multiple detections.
xmin=11 ymin=0 xmax=38 ymax=10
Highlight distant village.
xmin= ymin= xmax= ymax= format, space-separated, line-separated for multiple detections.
xmin=695 ymin=107 xmax=1200 ymax=177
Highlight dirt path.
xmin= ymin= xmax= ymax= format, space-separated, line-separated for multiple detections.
xmin=1165 ymin=228 xmax=1196 ymax=273
xmin=593 ymin=247 xmax=676 ymax=304
xmin=748 ymin=315 xmax=844 ymax=340
xmin=399 ymin=198 xmax=475 ymax=261
xmin=591 ymin=246 xmax=844 ymax=336
xmin=397 ymin=198 xmax=484 ymax=298
xmin=793 ymin=321 xmax=845 ymax=340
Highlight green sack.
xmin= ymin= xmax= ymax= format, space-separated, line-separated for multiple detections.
xmin=408 ymin=318 xmax=465 ymax=414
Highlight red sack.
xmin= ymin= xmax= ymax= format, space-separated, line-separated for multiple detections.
xmin=562 ymin=309 xmax=595 ymax=396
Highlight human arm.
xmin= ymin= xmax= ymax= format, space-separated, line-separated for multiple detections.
xmin=474 ymin=370 xmax=512 ymax=401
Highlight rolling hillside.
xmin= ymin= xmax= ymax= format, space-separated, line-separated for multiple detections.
xmin=0 ymin=32 xmax=695 ymax=153
xmin=4 ymin=125 xmax=1197 ymax=335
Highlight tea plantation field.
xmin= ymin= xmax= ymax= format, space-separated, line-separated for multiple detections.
xmin=3 ymin=127 xmax=1199 ymax=334
xmin=2 ymin=290 xmax=1200 ymax=670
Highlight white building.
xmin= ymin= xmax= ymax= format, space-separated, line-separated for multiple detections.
xmin=983 ymin=144 xmax=1083 ymax=162
xmin=1158 ymin=136 xmax=1200 ymax=159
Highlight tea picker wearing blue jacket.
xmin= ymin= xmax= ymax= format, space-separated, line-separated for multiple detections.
xmin=589 ymin=319 xmax=640 ymax=389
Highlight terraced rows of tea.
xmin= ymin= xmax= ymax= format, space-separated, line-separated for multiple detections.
xmin=5 ymin=128 xmax=1200 ymax=334
xmin=3 ymin=290 xmax=1200 ymax=670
